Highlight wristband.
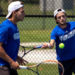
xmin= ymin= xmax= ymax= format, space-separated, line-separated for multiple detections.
xmin=47 ymin=43 xmax=51 ymax=48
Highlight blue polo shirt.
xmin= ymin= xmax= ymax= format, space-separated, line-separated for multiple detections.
xmin=51 ymin=21 xmax=75 ymax=61
xmin=0 ymin=19 xmax=20 ymax=66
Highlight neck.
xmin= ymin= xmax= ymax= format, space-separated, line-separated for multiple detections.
xmin=59 ymin=23 xmax=67 ymax=29
xmin=8 ymin=17 xmax=18 ymax=25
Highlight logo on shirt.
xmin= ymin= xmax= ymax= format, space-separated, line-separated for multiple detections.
xmin=59 ymin=29 xmax=75 ymax=41
xmin=13 ymin=33 xmax=20 ymax=40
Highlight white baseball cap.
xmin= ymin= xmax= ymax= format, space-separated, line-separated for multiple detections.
xmin=54 ymin=9 xmax=65 ymax=17
xmin=6 ymin=1 xmax=24 ymax=18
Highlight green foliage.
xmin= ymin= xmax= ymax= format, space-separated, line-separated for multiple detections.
xmin=0 ymin=1 xmax=75 ymax=15
xmin=22 ymin=0 xmax=39 ymax=4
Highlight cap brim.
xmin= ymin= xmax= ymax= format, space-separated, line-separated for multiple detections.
xmin=6 ymin=12 xmax=12 ymax=18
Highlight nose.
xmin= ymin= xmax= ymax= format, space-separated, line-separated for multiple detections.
xmin=61 ymin=16 xmax=63 ymax=20
xmin=60 ymin=16 xmax=65 ymax=20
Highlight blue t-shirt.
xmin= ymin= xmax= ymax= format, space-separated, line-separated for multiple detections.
xmin=0 ymin=19 xmax=20 ymax=66
xmin=51 ymin=21 xmax=75 ymax=61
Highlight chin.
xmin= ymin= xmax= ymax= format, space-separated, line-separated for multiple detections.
xmin=61 ymin=22 xmax=66 ymax=25
xmin=19 ymin=18 xmax=24 ymax=21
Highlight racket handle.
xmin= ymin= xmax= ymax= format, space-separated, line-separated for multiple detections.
xmin=19 ymin=66 xmax=28 ymax=69
xmin=35 ymin=45 xmax=43 ymax=48
xmin=35 ymin=44 xmax=51 ymax=48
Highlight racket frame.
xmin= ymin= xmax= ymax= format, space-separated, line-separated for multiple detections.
xmin=19 ymin=60 xmax=64 ymax=75
xmin=20 ymin=45 xmax=36 ymax=57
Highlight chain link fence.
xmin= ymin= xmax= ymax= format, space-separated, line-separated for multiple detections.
xmin=0 ymin=0 xmax=75 ymax=75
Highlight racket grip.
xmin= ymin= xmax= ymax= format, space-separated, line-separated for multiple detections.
xmin=35 ymin=45 xmax=43 ymax=48
xmin=19 ymin=66 xmax=28 ymax=69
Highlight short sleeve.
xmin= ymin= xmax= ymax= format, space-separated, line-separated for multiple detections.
xmin=0 ymin=25 xmax=8 ymax=44
xmin=51 ymin=28 xmax=57 ymax=40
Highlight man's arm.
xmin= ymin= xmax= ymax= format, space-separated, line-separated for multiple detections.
xmin=0 ymin=43 xmax=19 ymax=69
xmin=42 ymin=39 xmax=55 ymax=48
xmin=49 ymin=39 xmax=55 ymax=48
xmin=16 ymin=56 xmax=28 ymax=65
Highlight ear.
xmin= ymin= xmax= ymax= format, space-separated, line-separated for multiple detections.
xmin=65 ymin=16 xmax=67 ymax=19
xmin=12 ymin=11 xmax=17 ymax=16
xmin=56 ymin=20 xmax=59 ymax=24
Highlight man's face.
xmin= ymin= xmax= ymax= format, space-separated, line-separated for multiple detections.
xmin=56 ymin=12 xmax=66 ymax=25
xmin=15 ymin=7 xmax=25 ymax=21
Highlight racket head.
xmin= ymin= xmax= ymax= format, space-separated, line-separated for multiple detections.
xmin=19 ymin=60 xmax=64 ymax=75
xmin=19 ymin=44 xmax=43 ymax=58
xmin=18 ymin=45 xmax=35 ymax=58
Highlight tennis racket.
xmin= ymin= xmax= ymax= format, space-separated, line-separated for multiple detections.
xmin=19 ymin=60 xmax=64 ymax=75
xmin=19 ymin=45 xmax=42 ymax=58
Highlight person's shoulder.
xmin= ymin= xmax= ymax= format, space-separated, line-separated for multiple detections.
xmin=2 ymin=19 xmax=9 ymax=24
xmin=67 ymin=21 xmax=75 ymax=27
xmin=67 ymin=21 xmax=75 ymax=28
xmin=53 ymin=25 xmax=60 ymax=30
xmin=51 ymin=25 xmax=60 ymax=33
xmin=1 ymin=19 xmax=11 ymax=27
xmin=0 ymin=19 xmax=11 ymax=30
xmin=68 ymin=21 xmax=75 ymax=25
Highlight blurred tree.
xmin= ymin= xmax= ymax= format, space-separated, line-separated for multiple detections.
xmin=22 ymin=0 xmax=39 ymax=4
xmin=0 ymin=1 xmax=3 ymax=15
xmin=8 ymin=0 xmax=13 ymax=3
xmin=0 ymin=6 xmax=3 ymax=15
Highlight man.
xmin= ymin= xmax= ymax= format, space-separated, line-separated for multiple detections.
xmin=43 ymin=9 xmax=75 ymax=75
xmin=0 ymin=1 xmax=25 ymax=75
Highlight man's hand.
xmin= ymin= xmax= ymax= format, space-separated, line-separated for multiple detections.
xmin=42 ymin=40 xmax=55 ymax=48
xmin=42 ymin=43 xmax=49 ymax=48
xmin=10 ymin=61 xmax=19 ymax=69
xmin=16 ymin=56 xmax=28 ymax=65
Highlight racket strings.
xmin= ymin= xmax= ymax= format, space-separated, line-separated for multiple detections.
xmin=19 ymin=46 xmax=35 ymax=58
xmin=19 ymin=60 xmax=64 ymax=75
